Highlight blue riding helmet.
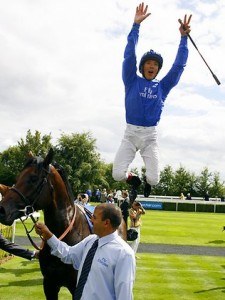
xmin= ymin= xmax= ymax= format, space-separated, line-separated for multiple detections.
xmin=139 ymin=49 xmax=163 ymax=74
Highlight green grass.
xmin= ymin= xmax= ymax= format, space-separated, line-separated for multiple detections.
xmin=0 ymin=257 xmax=70 ymax=300
xmin=141 ymin=210 xmax=225 ymax=247
xmin=134 ymin=253 xmax=225 ymax=300
xmin=1 ymin=210 xmax=225 ymax=299
xmin=1 ymin=253 xmax=225 ymax=300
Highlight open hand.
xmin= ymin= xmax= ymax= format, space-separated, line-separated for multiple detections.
xmin=134 ymin=2 xmax=151 ymax=24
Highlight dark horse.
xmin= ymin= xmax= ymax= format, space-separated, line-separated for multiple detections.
xmin=0 ymin=149 xmax=126 ymax=299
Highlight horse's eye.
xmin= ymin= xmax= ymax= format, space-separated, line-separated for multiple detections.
xmin=29 ymin=175 xmax=38 ymax=183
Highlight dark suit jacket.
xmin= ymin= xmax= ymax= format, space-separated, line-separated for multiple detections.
xmin=0 ymin=233 xmax=34 ymax=260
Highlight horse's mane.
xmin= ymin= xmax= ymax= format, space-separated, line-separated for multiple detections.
xmin=52 ymin=162 xmax=75 ymax=204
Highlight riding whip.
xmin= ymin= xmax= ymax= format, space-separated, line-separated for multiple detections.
xmin=178 ymin=19 xmax=221 ymax=85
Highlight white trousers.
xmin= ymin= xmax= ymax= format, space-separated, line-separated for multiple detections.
xmin=113 ymin=124 xmax=160 ymax=186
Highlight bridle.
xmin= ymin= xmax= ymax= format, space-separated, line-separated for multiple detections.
xmin=10 ymin=164 xmax=52 ymax=215
xmin=9 ymin=164 xmax=53 ymax=250
xmin=10 ymin=162 xmax=76 ymax=250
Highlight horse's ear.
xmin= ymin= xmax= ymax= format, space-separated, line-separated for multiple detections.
xmin=43 ymin=148 xmax=54 ymax=167
xmin=27 ymin=151 xmax=34 ymax=158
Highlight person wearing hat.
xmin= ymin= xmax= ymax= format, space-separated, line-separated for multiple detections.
xmin=113 ymin=2 xmax=192 ymax=199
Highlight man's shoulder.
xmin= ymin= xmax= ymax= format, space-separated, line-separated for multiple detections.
xmin=115 ymin=236 xmax=135 ymax=255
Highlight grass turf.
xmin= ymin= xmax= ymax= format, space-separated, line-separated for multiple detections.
xmin=1 ymin=210 xmax=225 ymax=299
xmin=1 ymin=253 xmax=225 ymax=300
xmin=140 ymin=210 xmax=225 ymax=247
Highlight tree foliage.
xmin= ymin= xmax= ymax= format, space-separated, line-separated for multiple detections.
xmin=0 ymin=129 xmax=225 ymax=198
xmin=0 ymin=130 xmax=52 ymax=185
xmin=53 ymin=132 xmax=107 ymax=195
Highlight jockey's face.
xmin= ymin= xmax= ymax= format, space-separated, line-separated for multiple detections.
xmin=143 ymin=59 xmax=159 ymax=80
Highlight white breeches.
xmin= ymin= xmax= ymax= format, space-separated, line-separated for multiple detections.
xmin=113 ymin=124 xmax=160 ymax=186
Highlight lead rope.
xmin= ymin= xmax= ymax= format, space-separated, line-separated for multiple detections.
xmin=58 ymin=205 xmax=77 ymax=241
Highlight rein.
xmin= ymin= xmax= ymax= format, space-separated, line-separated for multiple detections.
xmin=19 ymin=205 xmax=77 ymax=251
xmin=20 ymin=214 xmax=44 ymax=251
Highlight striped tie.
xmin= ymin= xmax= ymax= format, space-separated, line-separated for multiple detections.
xmin=74 ymin=239 xmax=99 ymax=299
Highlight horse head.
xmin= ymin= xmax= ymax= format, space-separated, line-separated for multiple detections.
xmin=0 ymin=148 xmax=60 ymax=225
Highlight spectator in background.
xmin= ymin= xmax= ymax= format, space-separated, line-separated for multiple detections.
xmin=81 ymin=194 xmax=89 ymax=205
xmin=95 ymin=189 xmax=101 ymax=202
xmin=186 ymin=193 xmax=192 ymax=200
xmin=129 ymin=201 xmax=145 ymax=256
xmin=75 ymin=194 xmax=88 ymax=206
xmin=106 ymin=194 xmax=114 ymax=204
xmin=115 ymin=189 xmax=123 ymax=206
xmin=180 ymin=193 xmax=185 ymax=200
xmin=120 ymin=190 xmax=130 ymax=228
xmin=112 ymin=189 xmax=118 ymax=203
xmin=74 ymin=193 xmax=83 ymax=205
xmin=100 ymin=188 xmax=107 ymax=203
xmin=86 ymin=188 xmax=92 ymax=200
xmin=204 ymin=192 xmax=209 ymax=201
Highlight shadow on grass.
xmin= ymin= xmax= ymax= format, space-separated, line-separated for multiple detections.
xmin=0 ymin=259 xmax=43 ymax=288
xmin=195 ymin=266 xmax=225 ymax=294
xmin=207 ymin=240 xmax=225 ymax=245
xmin=0 ymin=260 xmax=41 ymax=278
xmin=0 ymin=278 xmax=43 ymax=288
xmin=194 ymin=286 xmax=225 ymax=294
xmin=195 ymin=265 xmax=225 ymax=294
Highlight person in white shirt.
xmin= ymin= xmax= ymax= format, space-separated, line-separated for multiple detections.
xmin=35 ymin=203 xmax=135 ymax=300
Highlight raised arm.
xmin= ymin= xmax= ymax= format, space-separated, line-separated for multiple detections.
xmin=179 ymin=14 xmax=192 ymax=36
xmin=134 ymin=2 xmax=151 ymax=24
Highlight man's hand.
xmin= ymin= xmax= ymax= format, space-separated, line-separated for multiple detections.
xmin=35 ymin=222 xmax=53 ymax=240
xmin=179 ymin=15 xmax=192 ymax=36
xmin=34 ymin=250 xmax=40 ymax=259
xmin=134 ymin=2 xmax=151 ymax=24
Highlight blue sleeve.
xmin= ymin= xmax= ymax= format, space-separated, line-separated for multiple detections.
xmin=122 ymin=23 xmax=140 ymax=86
xmin=160 ymin=36 xmax=188 ymax=100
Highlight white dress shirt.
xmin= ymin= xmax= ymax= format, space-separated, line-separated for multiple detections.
xmin=48 ymin=230 xmax=136 ymax=300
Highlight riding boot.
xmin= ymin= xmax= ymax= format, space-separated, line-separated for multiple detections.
xmin=126 ymin=173 xmax=141 ymax=204
xmin=143 ymin=176 xmax=151 ymax=197
xmin=126 ymin=173 xmax=142 ymax=188
xmin=129 ymin=188 xmax=137 ymax=205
